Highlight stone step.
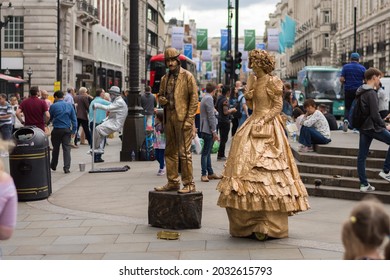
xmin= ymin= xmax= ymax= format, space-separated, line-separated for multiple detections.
xmin=306 ymin=184 xmax=390 ymax=204
xmin=292 ymin=148 xmax=385 ymax=169
xmin=315 ymin=144 xmax=387 ymax=158
xmin=296 ymin=162 xmax=382 ymax=179
xmin=300 ymin=173 xmax=390 ymax=192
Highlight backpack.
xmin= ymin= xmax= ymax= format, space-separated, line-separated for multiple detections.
xmin=232 ymin=95 xmax=243 ymax=119
xmin=350 ymin=93 xmax=369 ymax=129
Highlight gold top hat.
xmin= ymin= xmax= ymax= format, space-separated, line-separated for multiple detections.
xmin=164 ymin=47 xmax=180 ymax=60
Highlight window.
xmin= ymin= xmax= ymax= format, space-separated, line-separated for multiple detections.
xmin=147 ymin=6 xmax=158 ymax=23
xmin=323 ymin=10 xmax=330 ymax=24
xmin=148 ymin=31 xmax=158 ymax=47
xmin=324 ymin=33 xmax=329 ymax=49
xmin=4 ymin=16 xmax=24 ymax=49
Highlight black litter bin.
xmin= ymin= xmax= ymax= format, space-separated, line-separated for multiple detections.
xmin=10 ymin=127 xmax=52 ymax=201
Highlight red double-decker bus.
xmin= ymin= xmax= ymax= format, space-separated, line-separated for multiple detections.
xmin=149 ymin=53 xmax=197 ymax=94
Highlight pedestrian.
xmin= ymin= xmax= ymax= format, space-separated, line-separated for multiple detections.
xmin=40 ymin=89 xmax=52 ymax=109
xmin=377 ymin=82 xmax=389 ymax=119
xmin=154 ymin=47 xmax=198 ymax=194
xmin=154 ymin=111 xmax=166 ymax=176
xmin=16 ymin=86 xmax=50 ymax=132
xmin=199 ymin=82 xmax=221 ymax=182
xmin=355 ymin=68 xmax=390 ymax=192
xmin=0 ymin=140 xmax=17 ymax=244
xmin=229 ymin=87 xmax=239 ymax=136
xmin=9 ymin=96 xmax=23 ymax=134
xmin=236 ymin=81 xmax=249 ymax=128
xmin=216 ymin=49 xmax=310 ymax=240
xmin=74 ymin=87 xmax=92 ymax=146
xmin=340 ymin=52 xmax=366 ymax=130
xmin=342 ymin=196 xmax=390 ymax=260
xmin=121 ymin=89 xmax=129 ymax=105
xmin=298 ymin=99 xmax=331 ymax=152
xmin=318 ymin=103 xmax=338 ymax=131
xmin=0 ymin=94 xmax=13 ymax=140
xmin=64 ymin=87 xmax=75 ymax=106
xmin=216 ymin=85 xmax=236 ymax=161
xmin=141 ymin=85 xmax=157 ymax=131
xmin=49 ymin=90 xmax=77 ymax=174
xmin=92 ymin=86 xmax=127 ymax=154
xmin=88 ymin=88 xmax=111 ymax=163
xmin=282 ymin=87 xmax=294 ymax=114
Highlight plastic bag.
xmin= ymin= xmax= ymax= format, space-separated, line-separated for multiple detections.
xmin=211 ymin=141 xmax=220 ymax=154
xmin=193 ymin=135 xmax=202 ymax=154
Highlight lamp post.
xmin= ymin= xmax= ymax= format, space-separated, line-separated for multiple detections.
xmin=4 ymin=68 xmax=10 ymax=99
xmin=0 ymin=2 xmax=14 ymax=73
xmin=27 ymin=67 xmax=33 ymax=90
xmin=353 ymin=0 xmax=357 ymax=53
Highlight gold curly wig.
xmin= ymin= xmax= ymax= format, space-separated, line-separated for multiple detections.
xmin=248 ymin=49 xmax=275 ymax=74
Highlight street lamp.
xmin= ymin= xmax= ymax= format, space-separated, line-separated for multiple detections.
xmin=27 ymin=67 xmax=33 ymax=90
xmin=353 ymin=0 xmax=357 ymax=53
xmin=0 ymin=2 xmax=14 ymax=72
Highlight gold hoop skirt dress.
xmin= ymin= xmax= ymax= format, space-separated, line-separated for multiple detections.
xmin=217 ymin=74 xmax=310 ymax=238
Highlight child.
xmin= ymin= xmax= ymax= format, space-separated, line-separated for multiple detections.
xmin=154 ymin=111 xmax=165 ymax=176
xmin=342 ymin=196 xmax=390 ymax=260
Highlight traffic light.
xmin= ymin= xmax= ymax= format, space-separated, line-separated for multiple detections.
xmin=235 ymin=52 xmax=242 ymax=71
xmin=225 ymin=54 xmax=233 ymax=74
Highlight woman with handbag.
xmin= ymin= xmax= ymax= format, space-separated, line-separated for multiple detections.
xmin=216 ymin=49 xmax=310 ymax=240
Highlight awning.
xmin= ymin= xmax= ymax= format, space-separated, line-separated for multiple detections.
xmin=0 ymin=73 xmax=25 ymax=83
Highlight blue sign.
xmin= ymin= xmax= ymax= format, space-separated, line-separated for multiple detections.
xmin=220 ymin=29 xmax=228 ymax=51
xmin=184 ymin=44 xmax=193 ymax=59
xmin=256 ymin=43 xmax=266 ymax=50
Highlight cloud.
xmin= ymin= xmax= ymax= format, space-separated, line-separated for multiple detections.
xmin=165 ymin=2 xmax=278 ymax=37
xmin=165 ymin=0 xmax=273 ymax=12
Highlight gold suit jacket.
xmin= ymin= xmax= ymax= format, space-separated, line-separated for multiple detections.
xmin=158 ymin=67 xmax=198 ymax=123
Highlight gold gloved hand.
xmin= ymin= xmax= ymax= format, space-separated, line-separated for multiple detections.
xmin=159 ymin=96 xmax=168 ymax=106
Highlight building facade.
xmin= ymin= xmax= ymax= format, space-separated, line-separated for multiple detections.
xmin=0 ymin=0 xmax=166 ymax=98
xmin=266 ymin=0 xmax=390 ymax=78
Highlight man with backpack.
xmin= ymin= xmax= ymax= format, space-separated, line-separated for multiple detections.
xmin=354 ymin=67 xmax=390 ymax=192
xmin=216 ymin=85 xmax=237 ymax=161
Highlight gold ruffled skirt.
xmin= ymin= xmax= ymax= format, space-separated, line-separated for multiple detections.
xmin=217 ymin=115 xmax=310 ymax=238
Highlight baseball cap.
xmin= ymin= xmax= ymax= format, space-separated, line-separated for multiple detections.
xmin=350 ymin=52 xmax=360 ymax=60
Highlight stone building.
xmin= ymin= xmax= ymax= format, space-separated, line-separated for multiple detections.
xmin=0 ymin=0 xmax=166 ymax=98
xmin=265 ymin=0 xmax=390 ymax=78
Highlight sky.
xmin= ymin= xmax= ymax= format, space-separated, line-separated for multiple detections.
xmin=164 ymin=0 xmax=280 ymax=38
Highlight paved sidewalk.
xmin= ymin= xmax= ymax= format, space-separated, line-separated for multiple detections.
xmin=2 ymin=131 xmax=390 ymax=260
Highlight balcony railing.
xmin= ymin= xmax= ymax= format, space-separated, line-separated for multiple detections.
xmin=377 ymin=41 xmax=386 ymax=52
xmin=290 ymin=48 xmax=313 ymax=63
xmin=77 ymin=0 xmax=99 ymax=18
xmin=366 ymin=44 xmax=374 ymax=55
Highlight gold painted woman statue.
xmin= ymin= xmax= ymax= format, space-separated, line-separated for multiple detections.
xmin=216 ymin=49 xmax=310 ymax=240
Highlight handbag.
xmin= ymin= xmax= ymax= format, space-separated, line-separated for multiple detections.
xmin=251 ymin=122 xmax=273 ymax=138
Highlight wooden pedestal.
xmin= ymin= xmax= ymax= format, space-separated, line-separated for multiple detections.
xmin=148 ymin=191 xmax=203 ymax=229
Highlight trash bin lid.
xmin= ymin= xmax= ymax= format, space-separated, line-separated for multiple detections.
xmin=13 ymin=126 xmax=48 ymax=148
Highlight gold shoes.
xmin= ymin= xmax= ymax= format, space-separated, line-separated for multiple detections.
xmin=177 ymin=184 xmax=196 ymax=194
xmin=154 ymin=184 xmax=180 ymax=192
xmin=208 ymin=173 xmax=222 ymax=180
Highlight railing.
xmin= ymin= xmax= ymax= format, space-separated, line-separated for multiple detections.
xmin=377 ymin=41 xmax=386 ymax=52
xmin=77 ymin=0 xmax=99 ymax=18
xmin=366 ymin=44 xmax=374 ymax=55
xmin=330 ymin=23 xmax=338 ymax=32
xmin=289 ymin=48 xmax=313 ymax=63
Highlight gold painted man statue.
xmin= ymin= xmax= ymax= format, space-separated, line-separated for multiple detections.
xmin=154 ymin=47 xmax=199 ymax=193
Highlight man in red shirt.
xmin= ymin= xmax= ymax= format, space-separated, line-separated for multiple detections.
xmin=16 ymin=87 xmax=50 ymax=131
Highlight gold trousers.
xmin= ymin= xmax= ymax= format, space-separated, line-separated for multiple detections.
xmin=164 ymin=110 xmax=194 ymax=186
